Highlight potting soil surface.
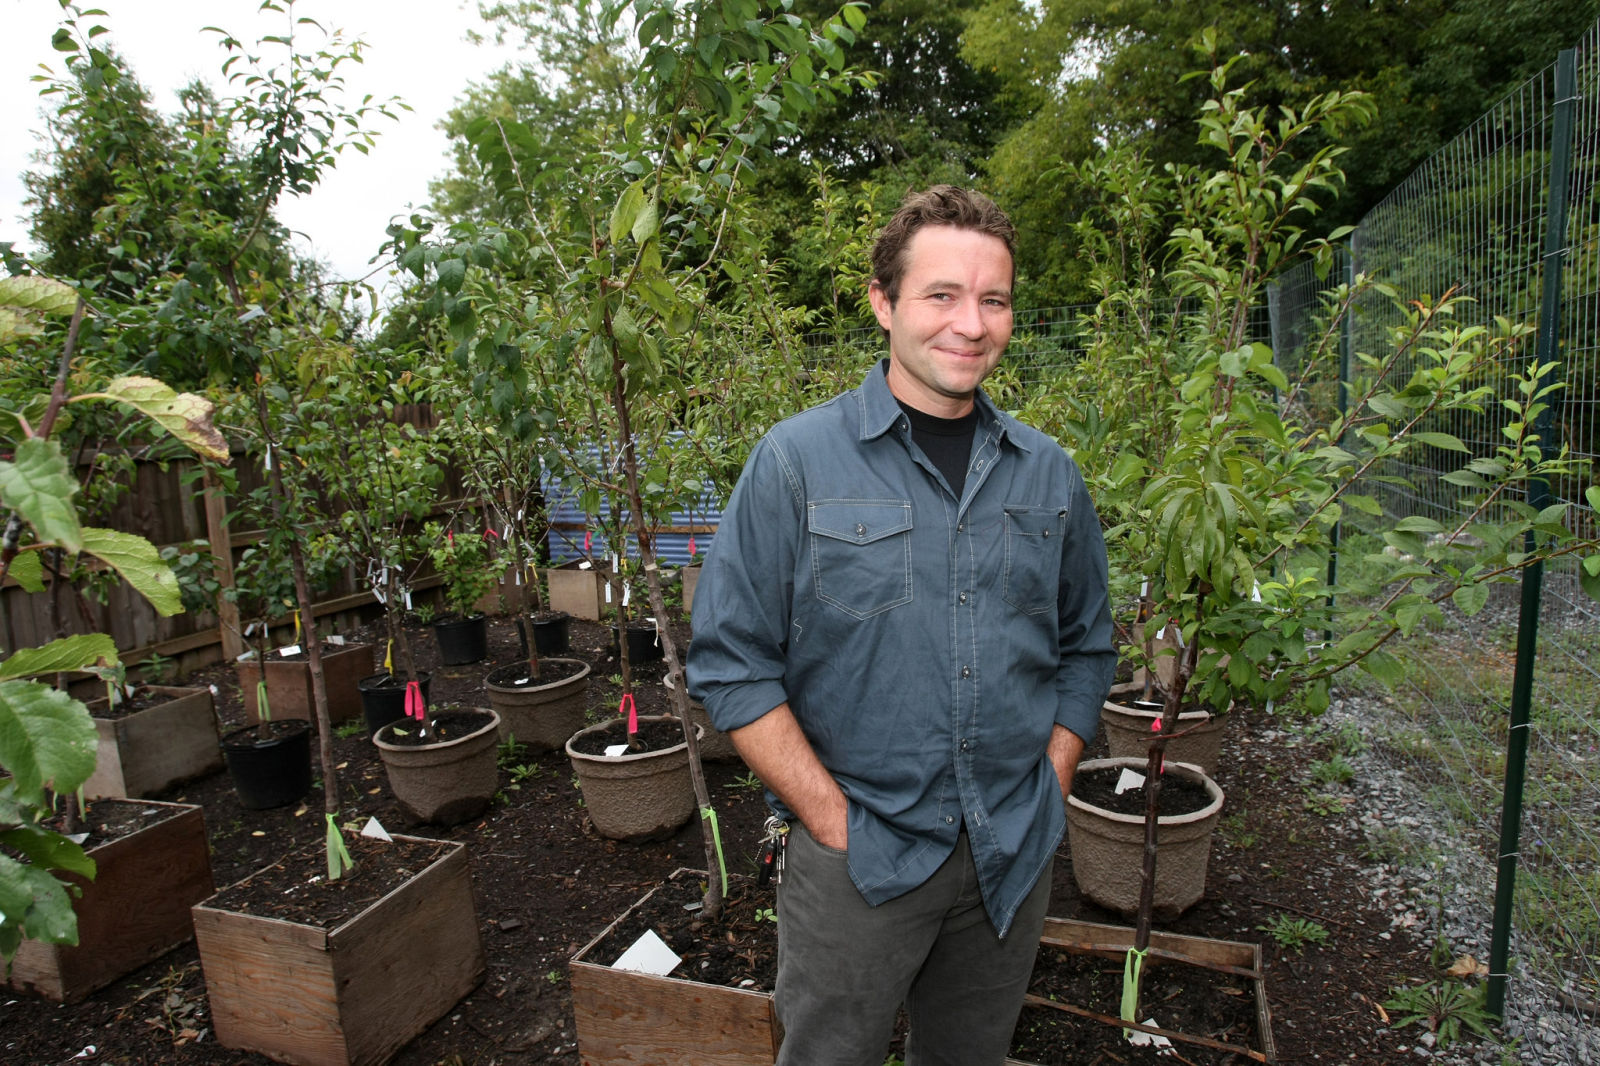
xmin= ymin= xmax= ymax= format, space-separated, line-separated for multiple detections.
xmin=3 ymin=612 xmax=1452 ymax=1065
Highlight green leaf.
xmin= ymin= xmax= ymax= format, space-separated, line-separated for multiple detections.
xmin=1452 ymin=583 xmax=1490 ymax=616
xmin=1586 ymin=486 xmax=1600 ymax=513
xmin=842 ymin=3 xmax=867 ymax=32
xmin=1219 ymin=347 xmax=1248 ymax=377
xmin=80 ymin=528 xmax=183 ymax=617
xmin=1580 ymin=556 xmax=1600 ymax=601
xmin=0 ymin=679 xmax=98 ymax=805
xmin=0 ymin=845 xmax=85 ymax=960
xmin=610 ymin=183 xmax=647 ymax=247
xmin=1411 ymin=432 xmax=1469 ymax=453
xmin=436 ymin=258 xmax=467 ymax=294
xmin=89 ymin=378 xmax=229 ymax=461
xmin=1394 ymin=516 xmax=1444 ymax=534
xmin=0 ymin=438 xmax=82 ymax=555
xmin=8 ymin=550 xmax=44 ymax=593
xmin=1358 ymin=649 xmax=1405 ymax=688
xmin=0 ymin=276 xmax=77 ymax=315
xmin=631 ymin=197 xmax=659 ymax=245
xmin=0 ymin=634 xmax=119 ymax=681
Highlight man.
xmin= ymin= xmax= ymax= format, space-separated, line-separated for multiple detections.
xmin=687 ymin=185 xmax=1115 ymax=1066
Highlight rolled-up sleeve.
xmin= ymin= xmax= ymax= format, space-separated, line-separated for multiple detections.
xmin=1052 ymin=463 xmax=1116 ymax=743
xmin=687 ymin=435 xmax=801 ymax=733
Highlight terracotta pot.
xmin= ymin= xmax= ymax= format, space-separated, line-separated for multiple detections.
xmin=1100 ymin=694 xmax=1227 ymax=777
xmin=81 ymin=685 xmax=222 ymax=799
xmin=373 ymin=709 xmax=501 ymax=825
xmin=1065 ymin=757 xmax=1225 ymax=918
xmin=235 ymin=642 xmax=373 ymax=725
xmin=9 ymin=800 xmax=214 ymax=1003
xmin=661 ymin=671 xmax=739 ymax=763
xmin=193 ymin=836 xmax=484 ymax=1066
xmin=566 ymin=716 xmax=699 ymax=842
xmin=485 ymin=658 xmax=592 ymax=750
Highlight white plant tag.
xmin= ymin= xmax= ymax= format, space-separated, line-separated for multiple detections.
xmin=1115 ymin=768 xmax=1146 ymax=795
xmin=579 ymin=560 xmax=592 ymax=570
xmin=404 ymin=589 xmax=413 ymax=609
xmin=604 ymin=743 xmax=629 ymax=757
xmin=360 ymin=817 xmax=393 ymax=842
xmin=236 ymin=650 xmax=257 ymax=662
xmin=279 ymin=644 xmax=303 ymax=658
xmin=1128 ymin=1022 xmax=1173 ymax=1052
xmin=621 ymin=583 xmax=631 ymax=607
xmin=326 ymin=634 xmax=346 ymax=646
xmin=611 ymin=929 xmax=680 ymax=976
xmin=605 ymin=582 xmax=613 ymax=603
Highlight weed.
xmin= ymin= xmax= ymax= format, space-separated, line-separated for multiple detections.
xmin=334 ymin=719 xmax=366 ymax=739
xmin=497 ymin=736 xmax=530 ymax=768
xmin=1303 ymin=791 xmax=1348 ymax=817
xmin=1310 ymin=754 xmax=1355 ymax=786
xmin=754 ymin=907 xmax=778 ymax=924
xmin=1384 ymin=980 xmax=1496 ymax=1048
xmin=725 ymin=771 xmax=763 ymax=791
xmin=1334 ymin=720 xmax=1367 ymax=756
xmin=546 ymin=969 xmax=564 ymax=984
xmin=1257 ymin=915 xmax=1329 ymax=953
xmin=1219 ymin=811 xmax=1257 ymax=849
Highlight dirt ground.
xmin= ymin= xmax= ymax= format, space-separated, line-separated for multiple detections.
xmin=3 ymin=611 xmax=1448 ymax=1065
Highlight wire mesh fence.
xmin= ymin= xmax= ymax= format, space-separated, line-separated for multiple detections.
xmin=1267 ymin=21 xmax=1600 ymax=1052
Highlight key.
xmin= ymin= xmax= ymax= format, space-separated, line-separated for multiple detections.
xmin=757 ymin=815 xmax=788 ymax=887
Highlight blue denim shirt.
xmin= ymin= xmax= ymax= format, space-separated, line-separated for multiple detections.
xmin=687 ymin=362 xmax=1115 ymax=935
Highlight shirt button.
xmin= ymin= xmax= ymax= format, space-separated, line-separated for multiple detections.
xmin=960 ymin=739 xmax=969 ymax=751
xmin=945 ymin=815 xmax=955 ymax=824
xmin=976 ymin=460 xmax=985 ymax=469
xmin=855 ymin=523 xmax=866 ymax=536
xmin=1043 ymin=529 xmax=1050 ymax=538
xmin=959 ymin=593 xmax=968 ymax=604
xmin=957 ymin=523 xmax=965 ymax=532
xmin=961 ymin=665 xmax=971 ymax=678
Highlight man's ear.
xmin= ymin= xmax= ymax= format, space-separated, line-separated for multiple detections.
xmin=868 ymin=279 xmax=893 ymax=331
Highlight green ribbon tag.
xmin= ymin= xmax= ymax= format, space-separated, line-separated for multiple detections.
xmin=1121 ymin=946 xmax=1148 ymax=1038
xmin=325 ymin=813 xmax=355 ymax=881
xmin=256 ymin=679 xmax=271 ymax=722
xmin=700 ymin=806 xmax=728 ymax=898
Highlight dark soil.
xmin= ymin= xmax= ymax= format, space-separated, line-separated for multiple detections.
xmin=201 ymin=836 xmax=452 ymax=926
xmin=567 ymin=717 xmax=686 ymax=757
xmin=217 ymin=718 xmax=308 ymax=749
xmin=1072 ymin=763 xmax=1215 ymax=817
xmin=485 ymin=658 xmax=587 ymax=688
xmin=85 ymin=685 xmax=203 ymax=720
xmin=379 ymin=709 xmax=496 ymax=747
xmin=1 ymin=611 xmax=1443 ymax=1065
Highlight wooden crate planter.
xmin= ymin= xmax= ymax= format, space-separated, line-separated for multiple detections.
xmin=570 ymin=870 xmax=780 ymax=1066
xmin=545 ymin=562 xmax=608 ymax=621
xmin=680 ymin=565 xmax=702 ymax=616
xmin=192 ymin=836 xmax=485 ymax=1066
xmin=1009 ymin=916 xmax=1277 ymax=1065
xmin=236 ymin=642 xmax=372 ymax=726
xmin=571 ymin=877 xmax=1274 ymax=1066
xmin=9 ymin=800 xmax=214 ymax=1003
xmin=82 ymin=685 xmax=223 ymax=799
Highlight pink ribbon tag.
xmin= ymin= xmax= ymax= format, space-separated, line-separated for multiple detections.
xmin=484 ymin=527 xmax=498 ymax=539
xmin=405 ymin=680 xmax=424 ymax=719
xmin=584 ymin=530 xmax=592 ymax=553
xmin=686 ymin=535 xmax=697 ymax=557
xmin=1150 ymin=717 xmax=1162 ymax=733
xmin=621 ymin=693 xmax=637 ymax=735
xmin=447 ymin=529 xmax=454 ymax=544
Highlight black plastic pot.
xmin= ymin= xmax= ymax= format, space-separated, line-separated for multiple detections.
xmin=611 ymin=621 xmax=663 ymax=664
xmin=531 ymin=611 xmax=571 ymax=657
xmin=432 ymin=614 xmax=489 ymax=665
xmin=219 ymin=721 xmax=312 ymax=810
xmin=358 ymin=671 xmax=434 ymax=737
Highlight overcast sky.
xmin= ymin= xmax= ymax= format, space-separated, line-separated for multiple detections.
xmin=1 ymin=0 xmax=524 ymax=298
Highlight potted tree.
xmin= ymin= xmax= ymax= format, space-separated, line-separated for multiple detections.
xmin=0 ymin=274 xmax=226 ymax=1002
xmin=423 ymin=519 xmax=504 ymax=665
xmin=1037 ymin=43 xmax=1600 ymax=1030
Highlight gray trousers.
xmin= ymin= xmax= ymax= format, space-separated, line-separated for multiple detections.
xmin=773 ymin=825 xmax=1051 ymax=1066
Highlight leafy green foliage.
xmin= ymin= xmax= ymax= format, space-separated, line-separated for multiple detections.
xmin=1385 ymin=980 xmax=1497 ymax=1048
xmin=1256 ymin=915 xmax=1329 ymax=954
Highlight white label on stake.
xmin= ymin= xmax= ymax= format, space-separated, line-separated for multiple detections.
xmin=611 ymin=929 xmax=681 ymax=976
xmin=605 ymin=582 xmax=613 ymax=603
xmin=579 ymin=560 xmax=592 ymax=570
xmin=404 ymin=589 xmax=413 ymax=609
xmin=1128 ymin=1022 xmax=1173 ymax=1051
xmin=278 ymin=644 xmax=303 ymax=658
xmin=1114 ymin=768 xmax=1146 ymax=795
xmin=604 ymin=743 xmax=629 ymax=757
xmin=622 ymin=583 xmax=631 ymax=607
xmin=326 ymin=634 xmax=346 ymax=646
xmin=360 ymin=816 xmax=393 ymax=842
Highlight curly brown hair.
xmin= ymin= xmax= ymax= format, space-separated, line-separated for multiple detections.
xmin=870 ymin=185 xmax=1016 ymax=305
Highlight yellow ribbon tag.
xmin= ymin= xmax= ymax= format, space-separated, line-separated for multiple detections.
xmin=293 ymin=609 xmax=302 ymax=643
xmin=384 ymin=639 xmax=394 ymax=674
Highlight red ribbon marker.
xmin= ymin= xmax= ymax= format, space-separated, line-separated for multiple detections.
xmin=621 ymin=693 xmax=637 ymax=735
xmin=447 ymin=529 xmax=454 ymax=544
xmin=584 ymin=530 xmax=592 ymax=553
xmin=405 ymin=680 xmax=424 ymax=720
xmin=484 ymin=527 xmax=498 ymax=539
xmin=686 ymin=534 xmax=697 ymax=557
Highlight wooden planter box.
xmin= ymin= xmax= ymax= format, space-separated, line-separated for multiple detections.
xmin=571 ymin=876 xmax=1274 ymax=1066
xmin=680 ymin=565 xmax=702 ymax=616
xmin=236 ymin=642 xmax=372 ymax=726
xmin=570 ymin=869 xmax=779 ymax=1066
xmin=9 ymin=800 xmax=214 ymax=1003
xmin=192 ymin=836 xmax=485 ymax=1066
xmin=1010 ymin=916 xmax=1276 ymax=1063
xmin=545 ymin=562 xmax=608 ymax=621
xmin=81 ymin=685 xmax=223 ymax=799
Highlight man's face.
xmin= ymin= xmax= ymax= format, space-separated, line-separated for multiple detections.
xmin=868 ymin=224 xmax=1014 ymax=419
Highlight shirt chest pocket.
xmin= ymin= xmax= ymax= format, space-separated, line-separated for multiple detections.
xmin=808 ymin=500 xmax=914 ymax=619
xmin=1003 ymin=504 xmax=1066 ymax=615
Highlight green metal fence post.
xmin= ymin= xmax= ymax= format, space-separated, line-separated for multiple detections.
xmin=1327 ymin=249 xmax=1353 ymax=601
xmin=1487 ymin=46 xmax=1577 ymax=1020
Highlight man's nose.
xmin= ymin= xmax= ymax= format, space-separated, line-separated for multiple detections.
xmin=951 ymin=297 xmax=986 ymax=338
